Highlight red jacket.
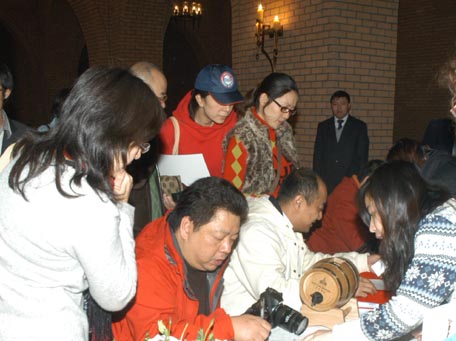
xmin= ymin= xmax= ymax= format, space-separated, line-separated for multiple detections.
xmin=306 ymin=176 xmax=371 ymax=253
xmin=158 ymin=91 xmax=237 ymax=178
xmin=112 ymin=216 xmax=234 ymax=341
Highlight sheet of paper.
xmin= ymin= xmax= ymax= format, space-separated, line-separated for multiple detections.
xmin=370 ymin=279 xmax=385 ymax=291
xmin=157 ymin=154 xmax=210 ymax=186
xmin=268 ymin=325 xmax=330 ymax=341
xmin=371 ymin=259 xmax=385 ymax=276
xmin=357 ymin=301 xmax=379 ymax=316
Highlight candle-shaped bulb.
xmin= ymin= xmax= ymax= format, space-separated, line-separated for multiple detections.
xmin=191 ymin=2 xmax=197 ymax=15
xmin=257 ymin=4 xmax=264 ymax=23
xmin=173 ymin=5 xmax=179 ymax=16
xmin=183 ymin=1 xmax=189 ymax=14
xmin=273 ymin=15 xmax=280 ymax=31
xmin=197 ymin=3 xmax=202 ymax=15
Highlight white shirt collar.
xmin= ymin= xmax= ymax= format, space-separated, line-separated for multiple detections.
xmin=334 ymin=114 xmax=349 ymax=128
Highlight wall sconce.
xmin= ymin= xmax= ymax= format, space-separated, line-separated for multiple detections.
xmin=173 ymin=2 xmax=202 ymax=29
xmin=255 ymin=3 xmax=283 ymax=72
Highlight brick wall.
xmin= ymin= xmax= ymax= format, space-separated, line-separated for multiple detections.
xmin=232 ymin=0 xmax=399 ymax=166
xmin=3 ymin=0 xmax=455 ymax=149
xmin=68 ymin=0 xmax=169 ymax=68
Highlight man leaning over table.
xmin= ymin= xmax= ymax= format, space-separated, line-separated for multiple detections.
xmin=112 ymin=177 xmax=271 ymax=341
xmin=221 ymin=168 xmax=380 ymax=316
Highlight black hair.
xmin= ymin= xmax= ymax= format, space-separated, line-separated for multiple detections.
xmin=188 ymin=89 xmax=209 ymax=119
xmin=330 ymin=90 xmax=350 ymax=103
xmin=167 ymin=177 xmax=248 ymax=232
xmin=357 ymin=159 xmax=384 ymax=183
xmin=252 ymin=72 xmax=299 ymax=110
xmin=357 ymin=161 xmax=450 ymax=293
xmin=278 ymin=168 xmax=321 ymax=205
xmin=0 ymin=63 xmax=13 ymax=93
xmin=386 ymin=138 xmax=426 ymax=167
xmin=10 ymin=66 xmax=165 ymax=201
xmin=50 ymin=88 xmax=71 ymax=119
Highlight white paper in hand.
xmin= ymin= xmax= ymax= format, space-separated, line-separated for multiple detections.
xmin=371 ymin=260 xmax=385 ymax=277
xmin=157 ymin=154 xmax=210 ymax=186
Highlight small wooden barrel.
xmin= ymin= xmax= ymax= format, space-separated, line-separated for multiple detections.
xmin=300 ymin=257 xmax=359 ymax=312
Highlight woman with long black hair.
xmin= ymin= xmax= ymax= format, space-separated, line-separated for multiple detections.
xmin=0 ymin=67 xmax=164 ymax=340
xmin=304 ymin=160 xmax=456 ymax=340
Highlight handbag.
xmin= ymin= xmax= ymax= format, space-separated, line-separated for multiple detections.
xmin=159 ymin=117 xmax=184 ymax=196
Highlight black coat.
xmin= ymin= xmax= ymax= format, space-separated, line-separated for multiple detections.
xmin=422 ymin=149 xmax=456 ymax=196
xmin=313 ymin=115 xmax=369 ymax=194
xmin=422 ymin=118 xmax=454 ymax=155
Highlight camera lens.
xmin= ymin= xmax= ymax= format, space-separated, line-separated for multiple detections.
xmin=272 ymin=304 xmax=308 ymax=335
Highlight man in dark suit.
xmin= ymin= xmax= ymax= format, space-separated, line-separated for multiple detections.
xmin=0 ymin=63 xmax=28 ymax=155
xmin=313 ymin=90 xmax=369 ymax=194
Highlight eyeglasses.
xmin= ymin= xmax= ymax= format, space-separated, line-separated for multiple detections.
xmin=272 ymin=99 xmax=297 ymax=116
xmin=140 ymin=142 xmax=151 ymax=154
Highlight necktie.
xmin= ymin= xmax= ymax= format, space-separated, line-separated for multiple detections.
xmin=336 ymin=119 xmax=344 ymax=142
xmin=337 ymin=119 xmax=344 ymax=130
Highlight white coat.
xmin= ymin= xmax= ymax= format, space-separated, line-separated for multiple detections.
xmin=221 ymin=195 xmax=369 ymax=315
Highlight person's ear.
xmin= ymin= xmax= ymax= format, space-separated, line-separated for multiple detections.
xmin=179 ymin=216 xmax=194 ymax=241
xmin=195 ymin=94 xmax=205 ymax=107
xmin=4 ymin=88 xmax=11 ymax=100
xmin=294 ymin=194 xmax=305 ymax=209
xmin=258 ymin=93 xmax=269 ymax=110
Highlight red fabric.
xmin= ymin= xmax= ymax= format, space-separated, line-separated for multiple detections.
xmin=112 ymin=216 xmax=234 ymax=341
xmin=158 ymin=91 xmax=237 ymax=178
xmin=306 ymin=176 xmax=371 ymax=253
xmin=358 ymin=272 xmax=392 ymax=304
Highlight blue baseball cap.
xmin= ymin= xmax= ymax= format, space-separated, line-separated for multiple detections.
xmin=194 ymin=64 xmax=243 ymax=105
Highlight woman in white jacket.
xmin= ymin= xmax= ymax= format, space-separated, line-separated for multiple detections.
xmin=0 ymin=67 xmax=163 ymax=340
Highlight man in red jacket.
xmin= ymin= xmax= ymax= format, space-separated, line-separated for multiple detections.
xmin=306 ymin=160 xmax=383 ymax=254
xmin=112 ymin=177 xmax=271 ymax=341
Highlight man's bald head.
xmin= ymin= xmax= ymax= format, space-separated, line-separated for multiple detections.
xmin=130 ymin=62 xmax=167 ymax=109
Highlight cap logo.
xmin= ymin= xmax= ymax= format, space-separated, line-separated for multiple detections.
xmin=220 ymin=71 xmax=234 ymax=89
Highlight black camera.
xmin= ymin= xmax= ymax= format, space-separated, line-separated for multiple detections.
xmin=245 ymin=287 xmax=308 ymax=335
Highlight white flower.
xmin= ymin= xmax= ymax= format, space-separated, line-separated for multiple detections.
xmin=146 ymin=335 xmax=180 ymax=341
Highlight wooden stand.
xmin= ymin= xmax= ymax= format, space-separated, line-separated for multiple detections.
xmin=300 ymin=298 xmax=359 ymax=329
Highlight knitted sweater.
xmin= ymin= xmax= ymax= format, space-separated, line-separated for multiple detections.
xmin=0 ymin=160 xmax=137 ymax=340
xmin=333 ymin=198 xmax=456 ymax=340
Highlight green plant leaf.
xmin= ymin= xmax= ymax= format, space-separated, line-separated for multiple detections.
xmin=158 ymin=320 xmax=168 ymax=335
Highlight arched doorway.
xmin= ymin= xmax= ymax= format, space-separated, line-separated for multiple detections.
xmin=163 ymin=0 xmax=232 ymax=114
